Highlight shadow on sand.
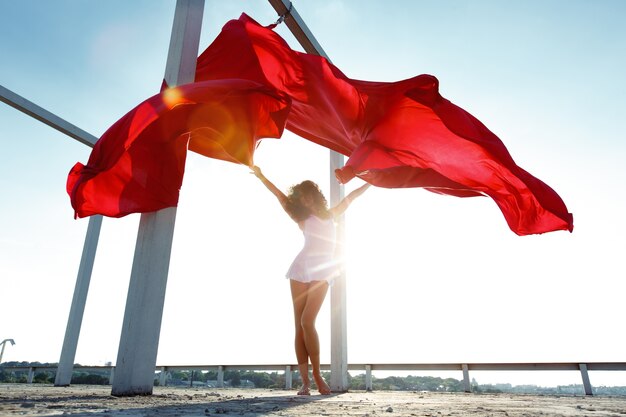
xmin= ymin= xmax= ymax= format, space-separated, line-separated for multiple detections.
xmin=3 ymin=390 xmax=341 ymax=417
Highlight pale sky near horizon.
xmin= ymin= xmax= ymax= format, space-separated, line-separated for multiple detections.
xmin=1 ymin=0 xmax=625 ymax=388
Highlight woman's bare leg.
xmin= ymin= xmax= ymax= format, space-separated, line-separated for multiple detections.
xmin=299 ymin=280 xmax=331 ymax=394
xmin=290 ymin=280 xmax=312 ymax=394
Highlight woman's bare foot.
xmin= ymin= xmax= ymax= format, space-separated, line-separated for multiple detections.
xmin=297 ymin=384 xmax=311 ymax=395
xmin=313 ymin=375 xmax=331 ymax=395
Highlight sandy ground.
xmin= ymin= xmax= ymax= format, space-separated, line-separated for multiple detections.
xmin=1 ymin=384 xmax=626 ymax=417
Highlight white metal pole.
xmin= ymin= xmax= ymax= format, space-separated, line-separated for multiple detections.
xmin=267 ymin=0 xmax=349 ymax=392
xmin=111 ymin=0 xmax=204 ymax=396
xmin=55 ymin=215 xmax=103 ymax=386
xmin=329 ymin=151 xmax=348 ymax=392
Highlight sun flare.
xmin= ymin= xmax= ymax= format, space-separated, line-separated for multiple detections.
xmin=163 ymin=87 xmax=185 ymax=109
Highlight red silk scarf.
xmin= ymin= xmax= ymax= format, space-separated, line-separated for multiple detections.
xmin=68 ymin=13 xmax=573 ymax=235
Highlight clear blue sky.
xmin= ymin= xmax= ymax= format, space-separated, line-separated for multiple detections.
xmin=1 ymin=0 xmax=625 ymax=387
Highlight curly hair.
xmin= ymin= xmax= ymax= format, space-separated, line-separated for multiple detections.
xmin=286 ymin=180 xmax=329 ymax=222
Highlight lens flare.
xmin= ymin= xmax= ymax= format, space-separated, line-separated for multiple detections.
xmin=163 ymin=87 xmax=185 ymax=109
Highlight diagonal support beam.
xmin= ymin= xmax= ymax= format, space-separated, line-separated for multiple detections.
xmin=0 ymin=84 xmax=103 ymax=387
xmin=267 ymin=0 xmax=348 ymax=392
xmin=0 ymin=84 xmax=97 ymax=147
xmin=267 ymin=0 xmax=330 ymax=56
xmin=55 ymin=215 xmax=103 ymax=386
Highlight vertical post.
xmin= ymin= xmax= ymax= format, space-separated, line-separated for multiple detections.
xmin=462 ymin=364 xmax=471 ymax=393
xmin=217 ymin=366 xmax=224 ymax=388
xmin=329 ymin=151 xmax=348 ymax=392
xmin=111 ymin=208 xmax=178 ymax=395
xmin=365 ymin=365 xmax=372 ymax=391
xmin=109 ymin=367 xmax=115 ymax=385
xmin=285 ymin=365 xmax=292 ymax=389
xmin=159 ymin=367 xmax=168 ymax=386
xmin=579 ymin=363 xmax=593 ymax=396
xmin=27 ymin=367 xmax=34 ymax=384
xmin=111 ymin=0 xmax=204 ymax=396
xmin=266 ymin=0 xmax=349 ymax=391
xmin=55 ymin=215 xmax=103 ymax=386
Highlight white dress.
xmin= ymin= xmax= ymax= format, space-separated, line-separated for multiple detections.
xmin=286 ymin=215 xmax=339 ymax=284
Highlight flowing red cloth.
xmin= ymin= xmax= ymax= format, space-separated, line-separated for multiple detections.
xmin=194 ymin=14 xmax=572 ymax=235
xmin=67 ymin=79 xmax=289 ymax=218
xmin=68 ymin=13 xmax=572 ymax=235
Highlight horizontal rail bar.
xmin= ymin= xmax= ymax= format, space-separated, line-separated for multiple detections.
xmin=4 ymin=362 xmax=624 ymax=396
xmin=351 ymin=363 xmax=464 ymax=372
xmin=350 ymin=363 xmax=626 ymax=372
xmin=3 ymin=362 xmax=626 ymax=373
xmin=587 ymin=363 xmax=626 ymax=371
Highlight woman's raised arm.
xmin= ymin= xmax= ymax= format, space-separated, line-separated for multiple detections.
xmin=251 ymin=166 xmax=290 ymax=212
xmin=328 ymin=183 xmax=371 ymax=219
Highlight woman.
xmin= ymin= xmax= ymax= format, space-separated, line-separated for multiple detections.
xmin=252 ymin=166 xmax=370 ymax=395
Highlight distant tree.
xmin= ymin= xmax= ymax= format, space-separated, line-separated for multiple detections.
xmin=349 ymin=373 xmax=366 ymax=390
xmin=441 ymin=377 xmax=463 ymax=392
xmin=269 ymin=372 xmax=285 ymax=389
xmin=71 ymin=373 xmax=109 ymax=385
xmin=170 ymin=370 xmax=190 ymax=382
xmin=225 ymin=371 xmax=241 ymax=387
xmin=33 ymin=372 xmax=53 ymax=384
xmin=240 ymin=371 xmax=272 ymax=388
xmin=321 ymin=371 xmax=331 ymax=385
xmin=382 ymin=376 xmax=407 ymax=390
xmin=191 ymin=371 xmax=205 ymax=382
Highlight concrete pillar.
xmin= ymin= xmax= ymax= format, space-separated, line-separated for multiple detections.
xmin=111 ymin=208 xmax=178 ymax=395
xmin=365 ymin=365 xmax=372 ymax=391
xmin=579 ymin=363 xmax=593 ymax=396
xmin=27 ymin=367 xmax=34 ymax=384
xmin=111 ymin=0 xmax=204 ymax=396
xmin=55 ymin=215 xmax=103 ymax=386
xmin=285 ymin=365 xmax=292 ymax=389
xmin=217 ymin=366 xmax=224 ymax=388
xmin=159 ymin=367 xmax=168 ymax=386
xmin=462 ymin=364 xmax=471 ymax=393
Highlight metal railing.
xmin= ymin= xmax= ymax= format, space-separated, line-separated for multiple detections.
xmin=2 ymin=362 xmax=625 ymax=395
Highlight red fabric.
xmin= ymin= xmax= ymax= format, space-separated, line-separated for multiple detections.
xmin=194 ymin=14 xmax=572 ymax=235
xmin=69 ymin=13 xmax=572 ymax=235
xmin=67 ymin=79 xmax=289 ymax=218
